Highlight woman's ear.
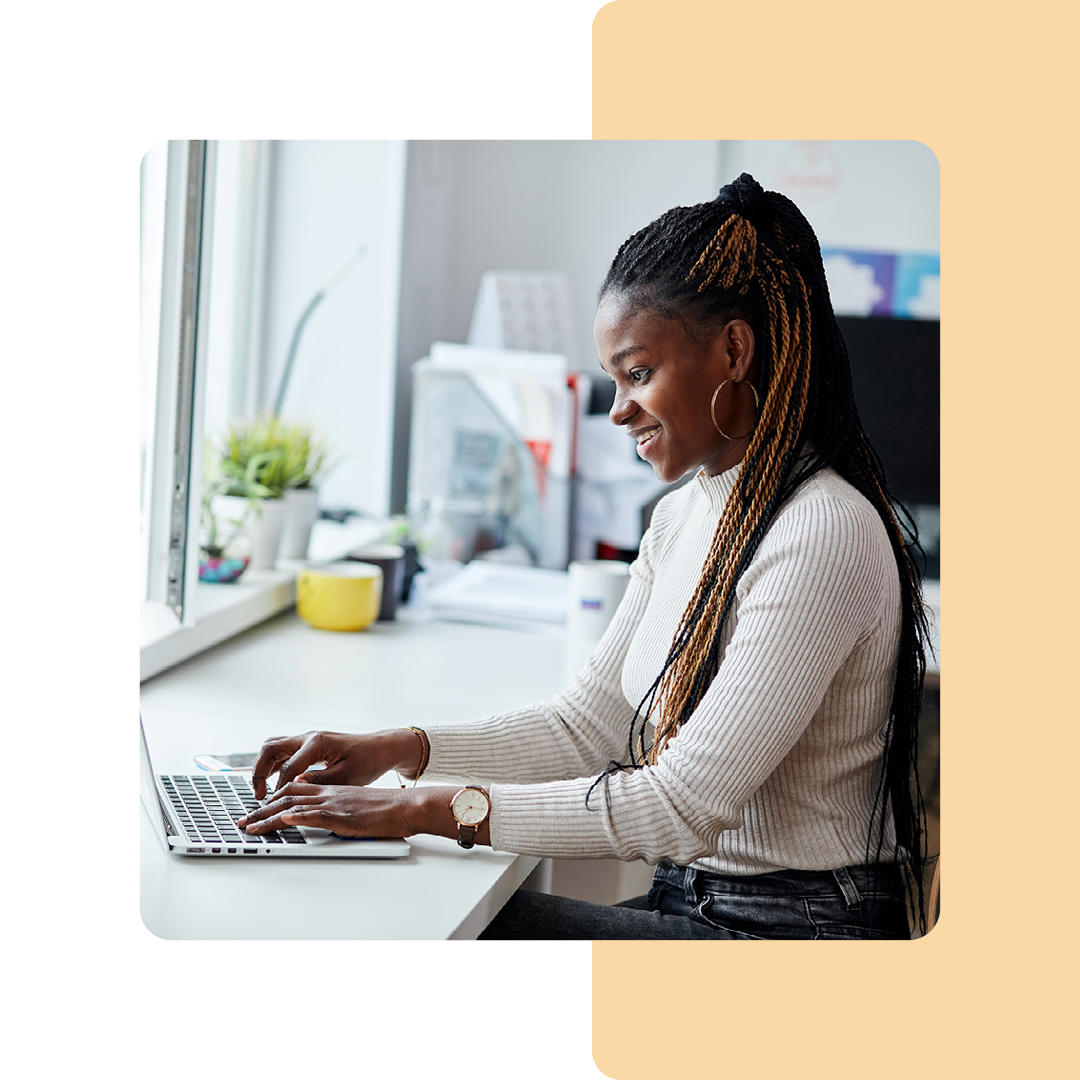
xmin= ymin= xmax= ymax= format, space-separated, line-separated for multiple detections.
xmin=710 ymin=319 xmax=755 ymax=380
xmin=726 ymin=319 xmax=755 ymax=379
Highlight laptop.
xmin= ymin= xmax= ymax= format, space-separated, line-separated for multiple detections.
xmin=140 ymin=717 xmax=410 ymax=859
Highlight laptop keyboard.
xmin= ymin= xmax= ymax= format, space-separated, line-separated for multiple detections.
xmin=159 ymin=773 xmax=307 ymax=847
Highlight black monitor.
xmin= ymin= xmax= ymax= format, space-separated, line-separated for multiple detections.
xmin=837 ymin=315 xmax=940 ymax=509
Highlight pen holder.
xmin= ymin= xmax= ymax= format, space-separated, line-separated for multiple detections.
xmin=344 ymin=544 xmax=406 ymax=620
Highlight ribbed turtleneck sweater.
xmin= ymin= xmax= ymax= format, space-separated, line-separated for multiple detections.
xmin=424 ymin=463 xmax=902 ymax=874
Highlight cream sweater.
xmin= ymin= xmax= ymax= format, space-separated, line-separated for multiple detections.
xmin=424 ymin=463 xmax=902 ymax=875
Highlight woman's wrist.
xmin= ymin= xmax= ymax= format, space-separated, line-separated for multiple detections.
xmin=403 ymin=785 xmax=492 ymax=847
xmin=401 ymin=726 xmax=430 ymax=779
xmin=372 ymin=726 xmax=428 ymax=780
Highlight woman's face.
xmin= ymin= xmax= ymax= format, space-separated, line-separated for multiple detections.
xmin=594 ymin=294 xmax=753 ymax=484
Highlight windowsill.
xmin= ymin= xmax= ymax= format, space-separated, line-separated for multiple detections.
xmin=140 ymin=517 xmax=386 ymax=682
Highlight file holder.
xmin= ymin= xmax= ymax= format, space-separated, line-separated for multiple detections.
xmin=408 ymin=359 xmax=573 ymax=570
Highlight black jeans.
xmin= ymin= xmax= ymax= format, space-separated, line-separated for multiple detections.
xmin=478 ymin=860 xmax=910 ymax=940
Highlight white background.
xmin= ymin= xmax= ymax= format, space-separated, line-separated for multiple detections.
xmin=5 ymin=3 xmax=605 ymax=1078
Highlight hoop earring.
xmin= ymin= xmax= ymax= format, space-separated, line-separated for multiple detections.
xmin=710 ymin=379 xmax=760 ymax=440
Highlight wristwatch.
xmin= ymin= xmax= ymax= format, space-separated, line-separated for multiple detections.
xmin=450 ymin=785 xmax=491 ymax=849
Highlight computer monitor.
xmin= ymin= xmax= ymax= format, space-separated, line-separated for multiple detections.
xmin=838 ymin=315 xmax=940 ymax=509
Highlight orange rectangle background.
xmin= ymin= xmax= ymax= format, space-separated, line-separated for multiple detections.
xmin=592 ymin=1 xmax=1074 ymax=1077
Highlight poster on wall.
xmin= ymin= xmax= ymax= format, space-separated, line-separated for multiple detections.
xmin=822 ymin=248 xmax=940 ymax=319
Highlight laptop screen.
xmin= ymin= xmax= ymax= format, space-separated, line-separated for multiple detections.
xmin=139 ymin=716 xmax=171 ymax=851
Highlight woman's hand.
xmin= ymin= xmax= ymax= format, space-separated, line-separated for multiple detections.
xmin=249 ymin=728 xmax=423 ymax=799
xmin=238 ymin=782 xmax=423 ymax=838
xmin=239 ymin=781 xmax=494 ymax=846
xmin=238 ymin=781 xmax=490 ymax=846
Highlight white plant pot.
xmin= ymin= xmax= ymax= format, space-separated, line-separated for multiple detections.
xmin=211 ymin=494 xmax=285 ymax=571
xmin=248 ymin=498 xmax=285 ymax=570
xmin=279 ymin=487 xmax=320 ymax=560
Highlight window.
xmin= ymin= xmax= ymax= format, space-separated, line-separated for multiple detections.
xmin=140 ymin=141 xmax=269 ymax=627
xmin=140 ymin=140 xmax=406 ymax=680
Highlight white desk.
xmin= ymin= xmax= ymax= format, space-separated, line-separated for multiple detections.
xmin=140 ymin=609 xmax=573 ymax=940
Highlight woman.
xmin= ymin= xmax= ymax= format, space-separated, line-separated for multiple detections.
xmin=239 ymin=173 xmax=930 ymax=939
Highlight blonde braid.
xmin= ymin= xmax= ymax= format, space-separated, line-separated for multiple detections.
xmin=646 ymin=223 xmax=814 ymax=764
xmin=687 ymin=216 xmax=758 ymax=292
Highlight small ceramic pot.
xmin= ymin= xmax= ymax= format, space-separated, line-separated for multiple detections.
xmin=199 ymin=553 xmax=250 ymax=583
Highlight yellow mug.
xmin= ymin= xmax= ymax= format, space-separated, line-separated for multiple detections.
xmin=297 ymin=562 xmax=383 ymax=632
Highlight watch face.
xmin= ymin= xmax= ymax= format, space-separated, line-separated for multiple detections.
xmin=452 ymin=788 xmax=489 ymax=826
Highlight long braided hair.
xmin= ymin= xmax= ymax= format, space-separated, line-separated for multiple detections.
xmin=598 ymin=173 xmax=930 ymax=928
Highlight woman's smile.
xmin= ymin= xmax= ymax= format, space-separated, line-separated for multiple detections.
xmin=632 ymin=424 xmax=662 ymax=456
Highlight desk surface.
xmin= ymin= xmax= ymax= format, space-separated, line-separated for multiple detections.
xmin=140 ymin=610 xmax=574 ymax=940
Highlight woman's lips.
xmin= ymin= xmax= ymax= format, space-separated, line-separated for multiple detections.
xmin=635 ymin=427 xmax=660 ymax=457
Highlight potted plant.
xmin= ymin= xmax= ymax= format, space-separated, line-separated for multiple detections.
xmin=210 ymin=417 xmax=291 ymax=570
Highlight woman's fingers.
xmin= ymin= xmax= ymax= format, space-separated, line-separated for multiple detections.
xmin=238 ymin=783 xmax=410 ymax=839
xmin=295 ymin=762 xmax=344 ymax=785
xmin=251 ymin=732 xmax=339 ymax=797
xmin=250 ymin=737 xmax=304 ymax=799
xmin=250 ymin=731 xmax=388 ymax=796
xmin=239 ymin=783 xmax=324 ymax=831
xmin=244 ymin=805 xmax=331 ymax=834
xmin=274 ymin=736 xmax=333 ymax=791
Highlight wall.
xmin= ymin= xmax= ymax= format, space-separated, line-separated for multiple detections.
xmin=259 ymin=140 xmax=406 ymax=516
xmin=393 ymin=139 xmax=723 ymax=510
xmin=721 ymin=139 xmax=940 ymax=252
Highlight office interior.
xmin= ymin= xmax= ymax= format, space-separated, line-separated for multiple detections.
xmin=140 ymin=140 xmax=940 ymax=930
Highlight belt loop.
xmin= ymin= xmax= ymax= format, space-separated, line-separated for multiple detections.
xmin=683 ymin=865 xmax=699 ymax=905
xmin=832 ymin=866 xmax=863 ymax=909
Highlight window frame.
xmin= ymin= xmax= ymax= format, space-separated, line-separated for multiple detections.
xmin=144 ymin=140 xmax=215 ymax=627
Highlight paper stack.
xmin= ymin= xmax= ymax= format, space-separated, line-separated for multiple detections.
xmin=422 ymin=562 xmax=568 ymax=633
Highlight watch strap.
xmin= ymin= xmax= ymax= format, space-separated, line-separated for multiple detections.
xmin=457 ymin=823 xmax=477 ymax=849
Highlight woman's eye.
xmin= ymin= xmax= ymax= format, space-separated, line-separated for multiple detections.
xmin=629 ymin=368 xmax=650 ymax=384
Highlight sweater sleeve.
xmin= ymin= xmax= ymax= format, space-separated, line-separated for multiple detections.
xmin=421 ymin=504 xmax=667 ymax=786
xmin=421 ymin=578 xmax=643 ymax=784
xmin=485 ymin=492 xmax=895 ymax=863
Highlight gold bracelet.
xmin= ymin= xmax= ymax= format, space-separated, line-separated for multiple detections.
xmin=396 ymin=726 xmax=430 ymax=788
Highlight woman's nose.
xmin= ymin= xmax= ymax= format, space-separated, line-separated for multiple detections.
xmin=609 ymin=386 xmax=636 ymax=426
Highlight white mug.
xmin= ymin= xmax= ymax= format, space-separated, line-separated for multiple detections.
xmin=566 ymin=559 xmax=631 ymax=640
